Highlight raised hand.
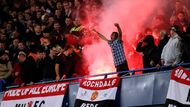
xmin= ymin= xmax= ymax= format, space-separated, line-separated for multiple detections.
xmin=114 ymin=23 xmax=119 ymax=27
xmin=92 ymin=29 xmax=97 ymax=32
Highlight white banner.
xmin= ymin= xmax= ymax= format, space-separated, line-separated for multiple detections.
xmin=74 ymin=77 xmax=120 ymax=107
xmin=1 ymin=82 xmax=68 ymax=107
xmin=166 ymin=66 xmax=190 ymax=107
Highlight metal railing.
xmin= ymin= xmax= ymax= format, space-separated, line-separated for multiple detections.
xmin=6 ymin=62 xmax=190 ymax=89
xmin=2 ymin=62 xmax=190 ymax=106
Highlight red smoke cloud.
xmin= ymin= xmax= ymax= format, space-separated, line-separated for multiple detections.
xmin=82 ymin=0 xmax=162 ymax=75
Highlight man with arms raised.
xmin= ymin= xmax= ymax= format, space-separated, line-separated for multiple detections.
xmin=93 ymin=23 xmax=129 ymax=76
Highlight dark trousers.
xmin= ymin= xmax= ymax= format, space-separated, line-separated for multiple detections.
xmin=116 ymin=61 xmax=129 ymax=76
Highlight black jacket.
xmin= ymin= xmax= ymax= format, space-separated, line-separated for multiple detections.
xmin=20 ymin=56 xmax=37 ymax=84
xmin=136 ymin=35 xmax=159 ymax=69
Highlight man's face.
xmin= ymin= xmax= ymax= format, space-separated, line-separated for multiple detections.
xmin=177 ymin=13 xmax=185 ymax=21
xmin=74 ymin=0 xmax=80 ymax=7
xmin=175 ymin=2 xmax=182 ymax=10
xmin=111 ymin=32 xmax=117 ymax=41
xmin=18 ymin=43 xmax=25 ymax=50
xmin=0 ymin=43 xmax=5 ymax=50
xmin=11 ymin=11 xmax=17 ymax=18
xmin=6 ymin=23 xmax=12 ymax=30
xmin=170 ymin=17 xmax=177 ymax=25
xmin=18 ymin=14 xmax=24 ymax=21
xmin=37 ymin=52 xmax=44 ymax=59
xmin=170 ymin=29 xmax=175 ymax=37
xmin=63 ymin=2 xmax=70 ymax=10
xmin=18 ymin=54 xmax=26 ymax=62
xmin=48 ymin=17 xmax=54 ymax=23
xmin=55 ymin=10 xmax=61 ymax=17
xmin=56 ymin=2 xmax=62 ymax=10
xmin=0 ymin=35 xmax=7 ymax=41
xmin=54 ymin=23 xmax=61 ymax=30
xmin=24 ymin=13 xmax=31 ymax=21
xmin=74 ymin=18 xmax=81 ymax=26
xmin=50 ymin=47 xmax=57 ymax=56
xmin=65 ymin=18 xmax=72 ymax=26
xmin=160 ymin=33 xmax=166 ymax=40
xmin=0 ymin=54 xmax=9 ymax=61
xmin=35 ymin=6 xmax=40 ymax=12
xmin=34 ymin=25 xmax=42 ymax=35
xmin=13 ymin=39 xmax=19 ymax=47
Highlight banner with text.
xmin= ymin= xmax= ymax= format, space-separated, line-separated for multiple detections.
xmin=74 ymin=77 xmax=120 ymax=107
xmin=1 ymin=82 xmax=68 ymax=107
xmin=166 ymin=66 xmax=190 ymax=107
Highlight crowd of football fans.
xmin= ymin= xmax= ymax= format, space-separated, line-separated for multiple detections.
xmin=0 ymin=0 xmax=190 ymax=91
xmin=0 ymin=0 xmax=101 ymax=91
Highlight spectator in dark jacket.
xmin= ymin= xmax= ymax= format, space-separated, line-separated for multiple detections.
xmin=36 ymin=47 xmax=46 ymax=82
xmin=42 ymin=46 xmax=56 ymax=81
xmin=136 ymin=35 xmax=159 ymax=73
xmin=55 ymin=45 xmax=74 ymax=81
xmin=18 ymin=51 xmax=37 ymax=85
xmin=180 ymin=26 xmax=190 ymax=63
xmin=157 ymin=30 xmax=169 ymax=59
xmin=64 ymin=17 xmax=74 ymax=34
xmin=0 ymin=50 xmax=12 ymax=91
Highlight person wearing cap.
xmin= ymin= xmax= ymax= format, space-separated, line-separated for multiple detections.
xmin=0 ymin=50 xmax=12 ymax=92
xmin=18 ymin=51 xmax=37 ymax=85
xmin=161 ymin=25 xmax=183 ymax=67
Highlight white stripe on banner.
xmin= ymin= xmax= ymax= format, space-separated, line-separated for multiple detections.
xmin=0 ymin=95 xmax=64 ymax=107
xmin=76 ymin=87 xmax=117 ymax=102
xmin=167 ymin=80 xmax=190 ymax=105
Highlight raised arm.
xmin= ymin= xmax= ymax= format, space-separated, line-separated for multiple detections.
xmin=114 ymin=23 xmax=122 ymax=39
xmin=92 ymin=29 xmax=109 ymax=42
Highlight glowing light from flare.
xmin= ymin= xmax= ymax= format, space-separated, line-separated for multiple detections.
xmin=87 ymin=63 xmax=117 ymax=80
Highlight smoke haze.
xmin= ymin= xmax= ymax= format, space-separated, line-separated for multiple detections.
xmin=83 ymin=0 xmax=168 ymax=75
